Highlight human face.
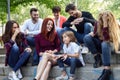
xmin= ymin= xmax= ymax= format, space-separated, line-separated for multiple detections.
xmin=46 ymin=20 xmax=53 ymax=32
xmin=31 ymin=11 xmax=39 ymax=22
xmin=12 ymin=23 xmax=19 ymax=33
xmin=62 ymin=33 xmax=70 ymax=45
xmin=53 ymin=12 xmax=60 ymax=20
xmin=68 ymin=9 xmax=81 ymax=18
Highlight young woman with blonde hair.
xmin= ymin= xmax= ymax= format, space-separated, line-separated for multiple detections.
xmin=84 ymin=11 xmax=120 ymax=80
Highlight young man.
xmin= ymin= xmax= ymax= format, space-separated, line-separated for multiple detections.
xmin=21 ymin=8 xmax=43 ymax=66
xmin=52 ymin=6 xmax=66 ymax=48
xmin=63 ymin=3 xmax=96 ymax=43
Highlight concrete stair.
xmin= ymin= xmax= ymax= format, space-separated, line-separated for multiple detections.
xmin=0 ymin=48 xmax=120 ymax=80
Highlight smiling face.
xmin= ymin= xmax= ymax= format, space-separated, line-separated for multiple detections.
xmin=68 ymin=9 xmax=81 ymax=18
xmin=46 ymin=20 xmax=54 ymax=32
xmin=31 ymin=11 xmax=39 ymax=22
xmin=53 ymin=12 xmax=60 ymax=20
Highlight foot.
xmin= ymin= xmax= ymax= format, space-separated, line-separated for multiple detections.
xmin=93 ymin=54 xmax=102 ymax=68
xmin=55 ymin=71 xmax=68 ymax=80
xmin=16 ymin=69 xmax=23 ymax=79
xmin=8 ymin=71 xmax=19 ymax=80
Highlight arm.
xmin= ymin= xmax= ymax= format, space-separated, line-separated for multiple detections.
xmin=62 ymin=16 xmax=75 ymax=28
xmin=21 ymin=20 xmax=28 ymax=34
xmin=83 ymin=12 xmax=96 ymax=25
xmin=54 ymin=34 xmax=61 ymax=52
xmin=35 ymin=35 xmax=41 ymax=55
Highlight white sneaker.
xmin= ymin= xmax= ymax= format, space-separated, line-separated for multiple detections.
xmin=81 ymin=46 xmax=89 ymax=54
xmin=16 ymin=69 xmax=23 ymax=79
xmin=8 ymin=71 xmax=19 ymax=80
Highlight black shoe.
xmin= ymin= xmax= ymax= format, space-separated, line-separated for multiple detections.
xmin=33 ymin=78 xmax=37 ymax=80
xmin=98 ymin=69 xmax=111 ymax=80
xmin=93 ymin=54 xmax=102 ymax=68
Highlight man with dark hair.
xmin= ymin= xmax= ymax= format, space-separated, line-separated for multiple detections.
xmin=63 ymin=3 xmax=95 ymax=43
xmin=62 ymin=3 xmax=96 ymax=53
xmin=21 ymin=8 xmax=43 ymax=66
xmin=52 ymin=6 xmax=66 ymax=48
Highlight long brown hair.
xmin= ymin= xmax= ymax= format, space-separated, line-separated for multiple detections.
xmin=97 ymin=11 xmax=120 ymax=52
xmin=2 ymin=20 xmax=22 ymax=46
xmin=41 ymin=18 xmax=56 ymax=42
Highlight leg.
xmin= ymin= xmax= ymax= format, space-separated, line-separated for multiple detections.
xmin=84 ymin=22 xmax=94 ymax=34
xmin=35 ymin=53 xmax=53 ymax=79
xmin=63 ymin=27 xmax=84 ymax=43
xmin=8 ymin=44 xmax=20 ymax=70
xmin=13 ymin=51 xmax=30 ymax=72
xmin=40 ymin=61 xmax=52 ymax=80
xmin=98 ymin=41 xmax=112 ymax=80
xmin=26 ymin=36 xmax=35 ymax=46
xmin=83 ymin=34 xmax=102 ymax=68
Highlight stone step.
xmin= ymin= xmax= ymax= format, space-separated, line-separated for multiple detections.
xmin=0 ymin=63 xmax=120 ymax=80
xmin=0 ymin=48 xmax=5 ymax=54
xmin=1 ymin=53 xmax=120 ymax=64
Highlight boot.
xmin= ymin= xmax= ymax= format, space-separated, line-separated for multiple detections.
xmin=93 ymin=54 xmax=102 ymax=68
xmin=98 ymin=69 xmax=111 ymax=80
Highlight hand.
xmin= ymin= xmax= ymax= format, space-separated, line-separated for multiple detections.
xmin=25 ymin=47 xmax=32 ymax=53
xmin=14 ymin=28 xmax=20 ymax=36
xmin=62 ymin=54 xmax=68 ymax=61
xmin=73 ymin=18 xmax=83 ymax=25
xmin=89 ymin=32 xmax=95 ymax=37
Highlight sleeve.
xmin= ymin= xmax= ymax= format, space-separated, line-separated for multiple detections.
xmin=21 ymin=20 xmax=28 ymax=34
xmin=4 ymin=40 xmax=15 ymax=54
xmin=83 ymin=12 xmax=96 ymax=25
xmin=54 ymin=34 xmax=60 ymax=51
xmin=27 ymin=19 xmax=43 ymax=35
xmin=72 ymin=43 xmax=80 ymax=53
xmin=35 ymin=35 xmax=41 ymax=55
xmin=63 ymin=44 xmax=67 ymax=53
xmin=62 ymin=16 xmax=75 ymax=28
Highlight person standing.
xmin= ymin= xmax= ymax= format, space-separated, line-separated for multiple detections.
xmin=21 ymin=8 xmax=43 ymax=65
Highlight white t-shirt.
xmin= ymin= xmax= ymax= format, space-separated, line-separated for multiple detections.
xmin=63 ymin=42 xmax=85 ymax=66
xmin=21 ymin=18 xmax=43 ymax=36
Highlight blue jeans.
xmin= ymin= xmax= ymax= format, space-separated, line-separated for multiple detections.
xmin=57 ymin=58 xmax=83 ymax=77
xmin=8 ymin=44 xmax=30 ymax=72
xmin=63 ymin=22 xmax=93 ymax=43
xmin=84 ymin=34 xmax=112 ymax=66
xmin=26 ymin=36 xmax=39 ymax=65
xmin=83 ymin=34 xmax=102 ymax=54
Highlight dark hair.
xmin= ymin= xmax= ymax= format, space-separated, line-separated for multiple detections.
xmin=52 ymin=6 xmax=61 ymax=13
xmin=65 ymin=3 xmax=76 ymax=12
xmin=30 ymin=8 xmax=38 ymax=14
xmin=2 ymin=20 xmax=22 ymax=45
xmin=41 ymin=18 xmax=56 ymax=42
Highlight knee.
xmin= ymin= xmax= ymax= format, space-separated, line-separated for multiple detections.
xmin=101 ymin=41 xmax=110 ymax=49
xmin=47 ymin=61 xmax=52 ymax=66
xmin=42 ymin=53 xmax=50 ymax=59
xmin=83 ymin=34 xmax=92 ymax=42
xmin=84 ymin=23 xmax=92 ymax=28
xmin=11 ymin=45 xmax=19 ymax=52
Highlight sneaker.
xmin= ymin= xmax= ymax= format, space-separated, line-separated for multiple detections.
xmin=81 ymin=46 xmax=89 ymax=54
xmin=16 ymin=69 xmax=23 ymax=79
xmin=55 ymin=71 xmax=68 ymax=80
xmin=69 ymin=77 xmax=75 ymax=80
xmin=8 ymin=71 xmax=19 ymax=80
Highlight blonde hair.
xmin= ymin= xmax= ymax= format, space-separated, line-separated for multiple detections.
xmin=62 ymin=31 xmax=77 ymax=42
xmin=97 ymin=11 xmax=120 ymax=52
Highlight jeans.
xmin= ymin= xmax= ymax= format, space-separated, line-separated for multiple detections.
xmin=8 ymin=44 xmax=30 ymax=72
xmin=84 ymin=34 xmax=112 ymax=66
xmin=63 ymin=22 xmax=93 ymax=43
xmin=26 ymin=36 xmax=39 ymax=65
xmin=83 ymin=34 xmax=101 ymax=54
xmin=57 ymin=58 xmax=83 ymax=77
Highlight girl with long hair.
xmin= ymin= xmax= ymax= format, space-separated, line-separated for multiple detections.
xmin=33 ymin=18 xmax=60 ymax=80
xmin=84 ymin=11 xmax=120 ymax=80
xmin=2 ymin=20 xmax=32 ymax=80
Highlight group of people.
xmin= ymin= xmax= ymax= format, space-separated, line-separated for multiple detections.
xmin=2 ymin=3 xmax=120 ymax=80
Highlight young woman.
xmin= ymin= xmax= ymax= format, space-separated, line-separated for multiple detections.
xmin=34 ymin=18 xmax=60 ymax=80
xmin=56 ymin=31 xmax=85 ymax=80
xmin=84 ymin=11 xmax=120 ymax=80
xmin=2 ymin=20 xmax=32 ymax=80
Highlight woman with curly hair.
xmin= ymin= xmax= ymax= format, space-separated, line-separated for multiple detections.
xmin=84 ymin=11 xmax=120 ymax=80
